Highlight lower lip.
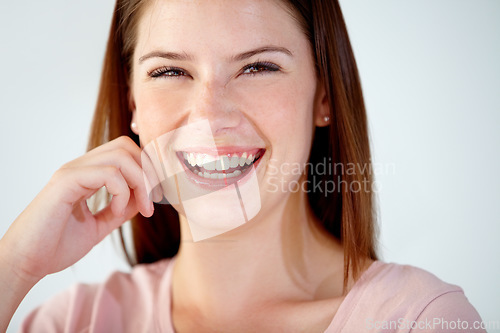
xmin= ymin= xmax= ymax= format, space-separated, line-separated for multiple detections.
xmin=176 ymin=150 xmax=265 ymax=190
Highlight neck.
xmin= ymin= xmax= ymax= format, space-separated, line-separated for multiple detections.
xmin=171 ymin=187 xmax=345 ymax=320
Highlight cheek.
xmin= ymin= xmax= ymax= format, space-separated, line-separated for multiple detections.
xmin=234 ymin=78 xmax=316 ymax=161
xmin=133 ymin=86 xmax=190 ymax=144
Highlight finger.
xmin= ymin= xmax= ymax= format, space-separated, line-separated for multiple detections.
xmin=57 ymin=165 xmax=131 ymax=217
xmin=100 ymin=150 xmax=153 ymax=216
xmin=107 ymin=136 xmax=163 ymax=203
xmin=68 ymin=147 xmax=154 ymax=217
xmin=86 ymin=136 xmax=142 ymax=165
xmin=88 ymin=136 xmax=163 ymax=203
xmin=141 ymin=142 xmax=164 ymax=203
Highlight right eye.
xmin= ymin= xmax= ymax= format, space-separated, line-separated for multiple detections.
xmin=148 ymin=66 xmax=189 ymax=79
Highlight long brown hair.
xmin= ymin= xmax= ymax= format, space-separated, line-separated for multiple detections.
xmin=88 ymin=0 xmax=378 ymax=291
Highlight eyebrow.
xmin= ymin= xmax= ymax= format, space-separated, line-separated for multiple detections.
xmin=138 ymin=46 xmax=293 ymax=64
xmin=231 ymin=46 xmax=293 ymax=61
xmin=138 ymin=51 xmax=193 ymax=64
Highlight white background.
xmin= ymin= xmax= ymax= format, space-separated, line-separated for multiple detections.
xmin=1 ymin=0 xmax=498 ymax=331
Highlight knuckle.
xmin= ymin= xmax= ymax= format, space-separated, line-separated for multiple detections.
xmin=114 ymin=148 xmax=129 ymax=159
xmin=59 ymin=159 xmax=76 ymax=170
xmin=116 ymin=135 xmax=134 ymax=146
xmin=105 ymin=165 xmax=121 ymax=178
xmin=52 ymin=166 xmax=70 ymax=180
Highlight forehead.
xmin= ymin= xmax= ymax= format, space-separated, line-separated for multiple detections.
xmin=134 ymin=0 xmax=306 ymax=59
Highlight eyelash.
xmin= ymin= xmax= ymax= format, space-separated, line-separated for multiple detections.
xmin=148 ymin=66 xmax=187 ymax=78
xmin=241 ymin=61 xmax=281 ymax=76
xmin=147 ymin=61 xmax=281 ymax=79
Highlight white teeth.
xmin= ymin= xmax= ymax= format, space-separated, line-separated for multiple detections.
xmin=215 ymin=159 xmax=222 ymax=171
xmin=229 ymin=156 xmax=239 ymax=168
xmin=183 ymin=151 xmax=261 ymax=177
xmin=221 ymin=156 xmax=229 ymax=170
xmin=196 ymin=169 xmax=244 ymax=179
xmin=196 ymin=154 xmax=204 ymax=167
xmin=215 ymin=156 xmax=230 ymax=171
xmin=226 ymin=169 xmax=242 ymax=178
xmin=203 ymin=156 xmax=216 ymax=170
xmin=246 ymin=154 xmax=254 ymax=165
xmin=188 ymin=153 xmax=196 ymax=167
xmin=239 ymin=152 xmax=247 ymax=167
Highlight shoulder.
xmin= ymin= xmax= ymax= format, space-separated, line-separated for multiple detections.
xmin=100 ymin=257 xmax=171 ymax=300
xmin=20 ymin=258 xmax=174 ymax=333
xmin=333 ymin=261 xmax=485 ymax=332
xmin=366 ymin=261 xmax=484 ymax=318
xmin=364 ymin=261 xmax=463 ymax=301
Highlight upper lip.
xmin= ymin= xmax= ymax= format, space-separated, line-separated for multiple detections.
xmin=176 ymin=146 xmax=264 ymax=155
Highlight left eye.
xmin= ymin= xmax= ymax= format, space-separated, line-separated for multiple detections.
xmin=148 ymin=67 xmax=188 ymax=78
xmin=242 ymin=62 xmax=280 ymax=75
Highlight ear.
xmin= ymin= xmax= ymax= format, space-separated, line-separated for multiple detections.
xmin=128 ymin=88 xmax=139 ymax=135
xmin=313 ymin=80 xmax=331 ymax=127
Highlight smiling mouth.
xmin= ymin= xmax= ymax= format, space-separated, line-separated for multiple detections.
xmin=176 ymin=148 xmax=265 ymax=186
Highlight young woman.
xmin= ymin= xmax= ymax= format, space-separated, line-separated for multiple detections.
xmin=0 ymin=0 xmax=485 ymax=332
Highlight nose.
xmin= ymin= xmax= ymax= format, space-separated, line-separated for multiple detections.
xmin=187 ymin=80 xmax=241 ymax=135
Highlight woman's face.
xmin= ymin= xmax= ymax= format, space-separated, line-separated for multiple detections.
xmin=130 ymin=0 xmax=328 ymax=239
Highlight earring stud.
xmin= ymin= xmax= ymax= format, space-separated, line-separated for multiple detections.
xmin=324 ymin=116 xmax=330 ymax=123
xmin=131 ymin=122 xmax=138 ymax=130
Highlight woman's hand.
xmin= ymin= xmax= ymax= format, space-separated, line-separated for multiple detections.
xmin=0 ymin=136 xmax=159 ymax=286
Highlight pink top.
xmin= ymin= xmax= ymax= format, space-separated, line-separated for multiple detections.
xmin=20 ymin=258 xmax=485 ymax=332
